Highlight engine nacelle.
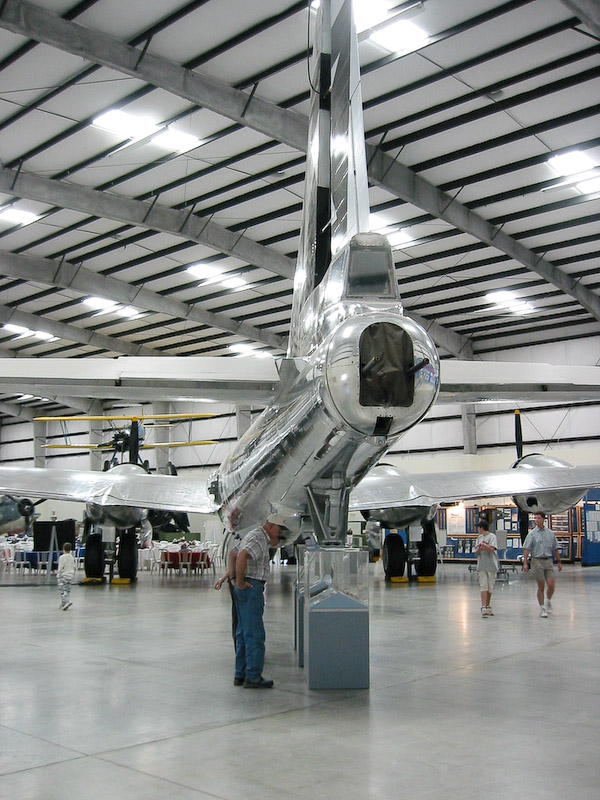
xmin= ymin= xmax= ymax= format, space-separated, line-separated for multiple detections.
xmin=512 ymin=453 xmax=586 ymax=514
xmin=86 ymin=462 xmax=148 ymax=529
xmin=361 ymin=504 xmax=438 ymax=529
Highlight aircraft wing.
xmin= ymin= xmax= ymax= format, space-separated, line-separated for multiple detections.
xmin=349 ymin=463 xmax=600 ymax=511
xmin=0 ymin=356 xmax=280 ymax=404
xmin=0 ymin=466 xmax=217 ymax=514
xmin=1 ymin=356 xmax=599 ymax=405
xmin=437 ymin=360 xmax=600 ymax=403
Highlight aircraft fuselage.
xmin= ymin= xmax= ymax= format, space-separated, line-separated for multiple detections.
xmin=211 ymin=235 xmax=440 ymax=542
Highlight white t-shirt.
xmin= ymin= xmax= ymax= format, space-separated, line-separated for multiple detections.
xmin=475 ymin=532 xmax=498 ymax=572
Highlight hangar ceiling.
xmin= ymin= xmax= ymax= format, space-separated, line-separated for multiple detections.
xmin=0 ymin=0 xmax=598 ymax=419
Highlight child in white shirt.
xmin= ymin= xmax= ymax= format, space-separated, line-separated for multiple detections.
xmin=57 ymin=542 xmax=76 ymax=610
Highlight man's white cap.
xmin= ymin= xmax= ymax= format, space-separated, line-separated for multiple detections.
xmin=266 ymin=513 xmax=286 ymax=528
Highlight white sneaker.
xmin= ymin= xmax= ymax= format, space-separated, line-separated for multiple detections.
xmin=62 ymin=601 xmax=72 ymax=611
xmin=481 ymin=607 xmax=488 ymax=617
xmin=546 ymin=599 xmax=552 ymax=612
xmin=486 ymin=607 xmax=494 ymax=616
xmin=540 ymin=606 xmax=548 ymax=618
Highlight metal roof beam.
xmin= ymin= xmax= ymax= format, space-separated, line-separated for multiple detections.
xmin=0 ymin=299 xmax=159 ymax=356
xmin=408 ymin=313 xmax=473 ymax=359
xmin=366 ymin=147 xmax=600 ymax=323
xmin=0 ymin=166 xmax=294 ymax=283
xmin=0 ymin=248 xmax=472 ymax=360
xmin=560 ymin=0 xmax=600 ymax=36
xmin=52 ymin=397 xmax=104 ymax=416
xmin=0 ymin=251 xmax=286 ymax=351
xmin=0 ymin=401 xmax=35 ymax=421
xmin=0 ymin=0 xmax=307 ymax=152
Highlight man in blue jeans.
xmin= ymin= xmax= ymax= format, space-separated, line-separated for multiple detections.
xmin=230 ymin=513 xmax=286 ymax=688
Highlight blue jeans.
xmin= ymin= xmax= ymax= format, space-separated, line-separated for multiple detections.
xmin=233 ymin=579 xmax=265 ymax=682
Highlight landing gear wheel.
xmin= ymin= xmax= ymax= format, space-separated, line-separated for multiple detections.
xmin=84 ymin=531 xmax=104 ymax=579
xmin=382 ymin=534 xmax=406 ymax=580
xmin=416 ymin=521 xmax=437 ymax=577
xmin=416 ymin=539 xmax=437 ymax=576
xmin=118 ymin=531 xmax=138 ymax=581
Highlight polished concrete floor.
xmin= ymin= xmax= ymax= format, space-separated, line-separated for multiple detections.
xmin=1 ymin=560 xmax=599 ymax=799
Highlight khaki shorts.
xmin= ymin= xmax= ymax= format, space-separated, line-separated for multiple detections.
xmin=478 ymin=570 xmax=496 ymax=592
xmin=531 ymin=557 xmax=555 ymax=582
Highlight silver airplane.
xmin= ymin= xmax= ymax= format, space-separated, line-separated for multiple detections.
xmin=0 ymin=0 xmax=599 ymax=575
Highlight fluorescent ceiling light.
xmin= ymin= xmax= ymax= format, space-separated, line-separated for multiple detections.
xmin=151 ymin=129 xmax=201 ymax=152
xmin=228 ymin=343 xmax=254 ymax=353
xmin=83 ymin=296 xmax=119 ymax=311
xmin=254 ymin=350 xmax=273 ymax=359
xmin=486 ymin=290 xmax=514 ymax=305
xmin=3 ymin=323 xmax=30 ymax=335
xmin=576 ymin=176 xmax=600 ymax=194
xmin=92 ymin=109 xmax=160 ymax=141
xmin=115 ymin=306 xmax=141 ymax=318
xmin=370 ymin=19 xmax=428 ymax=53
xmin=485 ymin=290 xmax=534 ymax=315
xmin=370 ymin=212 xmax=394 ymax=230
xmin=387 ymin=229 xmax=415 ymax=247
xmin=221 ymin=276 xmax=247 ymax=289
xmin=0 ymin=208 xmax=39 ymax=225
xmin=2 ymin=324 xmax=58 ymax=341
xmin=508 ymin=301 xmax=535 ymax=315
xmin=187 ymin=263 xmax=222 ymax=281
xmin=354 ymin=0 xmax=390 ymax=33
xmin=548 ymin=151 xmax=595 ymax=176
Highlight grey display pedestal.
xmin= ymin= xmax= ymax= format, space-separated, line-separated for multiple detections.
xmin=296 ymin=547 xmax=369 ymax=690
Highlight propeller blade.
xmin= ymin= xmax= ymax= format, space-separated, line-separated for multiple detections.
xmin=515 ymin=410 xmax=523 ymax=460
xmin=514 ymin=410 xmax=529 ymax=541
xmin=519 ymin=508 xmax=530 ymax=544
xmin=129 ymin=420 xmax=139 ymax=463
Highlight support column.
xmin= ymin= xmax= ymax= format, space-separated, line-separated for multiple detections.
xmin=33 ymin=419 xmax=46 ymax=467
xmin=462 ymin=403 xmax=477 ymax=454
xmin=152 ymin=401 xmax=170 ymax=474
xmin=89 ymin=420 xmax=102 ymax=472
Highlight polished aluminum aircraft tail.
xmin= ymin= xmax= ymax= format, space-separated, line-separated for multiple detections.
xmin=213 ymin=0 xmax=440 ymax=541
xmin=289 ymin=0 xmax=370 ymax=357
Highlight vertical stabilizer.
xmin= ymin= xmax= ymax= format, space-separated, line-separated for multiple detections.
xmin=288 ymin=0 xmax=370 ymax=356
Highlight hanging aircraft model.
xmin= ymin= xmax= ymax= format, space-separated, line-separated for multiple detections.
xmin=0 ymin=0 xmax=599 ymax=582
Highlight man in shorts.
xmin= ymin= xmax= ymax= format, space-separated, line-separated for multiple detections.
xmin=475 ymin=520 xmax=498 ymax=617
xmin=523 ymin=512 xmax=562 ymax=618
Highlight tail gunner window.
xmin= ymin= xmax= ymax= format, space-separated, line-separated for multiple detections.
xmin=359 ymin=322 xmax=414 ymax=407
